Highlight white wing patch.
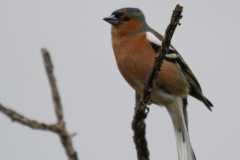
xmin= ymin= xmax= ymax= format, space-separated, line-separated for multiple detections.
xmin=165 ymin=53 xmax=178 ymax=59
xmin=146 ymin=31 xmax=175 ymax=50
xmin=146 ymin=32 xmax=162 ymax=46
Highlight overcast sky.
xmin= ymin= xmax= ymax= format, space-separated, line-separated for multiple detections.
xmin=0 ymin=1 xmax=240 ymax=160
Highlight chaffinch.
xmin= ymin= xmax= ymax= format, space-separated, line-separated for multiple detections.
xmin=104 ymin=8 xmax=213 ymax=160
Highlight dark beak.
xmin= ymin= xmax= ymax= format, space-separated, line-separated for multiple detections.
xmin=103 ymin=15 xmax=119 ymax=25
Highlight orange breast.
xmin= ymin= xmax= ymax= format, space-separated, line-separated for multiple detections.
xmin=112 ymin=32 xmax=189 ymax=97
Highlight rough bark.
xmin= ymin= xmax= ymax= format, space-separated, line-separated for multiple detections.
xmin=132 ymin=5 xmax=183 ymax=160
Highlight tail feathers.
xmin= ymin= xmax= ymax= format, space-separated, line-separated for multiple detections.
xmin=174 ymin=126 xmax=196 ymax=160
xmin=190 ymin=87 xmax=213 ymax=111
xmin=167 ymin=97 xmax=196 ymax=160
xmin=202 ymin=96 xmax=213 ymax=111
xmin=205 ymin=97 xmax=213 ymax=107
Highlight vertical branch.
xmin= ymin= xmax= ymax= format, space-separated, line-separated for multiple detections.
xmin=41 ymin=48 xmax=78 ymax=160
xmin=132 ymin=5 xmax=183 ymax=160
xmin=132 ymin=92 xmax=149 ymax=160
xmin=42 ymin=48 xmax=64 ymax=126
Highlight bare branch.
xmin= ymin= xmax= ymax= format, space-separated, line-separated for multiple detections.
xmin=41 ymin=48 xmax=64 ymax=126
xmin=41 ymin=48 xmax=78 ymax=160
xmin=139 ymin=4 xmax=183 ymax=113
xmin=132 ymin=4 xmax=183 ymax=160
xmin=0 ymin=103 xmax=59 ymax=132
xmin=0 ymin=49 xmax=78 ymax=160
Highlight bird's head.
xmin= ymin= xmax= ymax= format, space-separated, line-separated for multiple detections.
xmin=103 ymin=8 xmax=149 ymax=36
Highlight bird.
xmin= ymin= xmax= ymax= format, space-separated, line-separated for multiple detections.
xmin=103 ymin=7 xmax=213 ymax=160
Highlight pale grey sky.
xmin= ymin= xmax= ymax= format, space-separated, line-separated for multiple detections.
xmin=0 ymin=1 xmax=239 ymax=160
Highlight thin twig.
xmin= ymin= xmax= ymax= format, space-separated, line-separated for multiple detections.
xmin=0 ymin=49 xmax=78 ymax=160
xmin=132 ymin=4 xmax=183 ymax=160
xmin=42 ymin=48 xmax=64 ymax=126
xmin=41 ymin=48 xmax=78 ymax=160
xmin=0 ymin=104 xmax=59 ymax=132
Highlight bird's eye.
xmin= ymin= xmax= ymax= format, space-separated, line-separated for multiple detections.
xmin=123 ymin=16 xmax=130 ymax=21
